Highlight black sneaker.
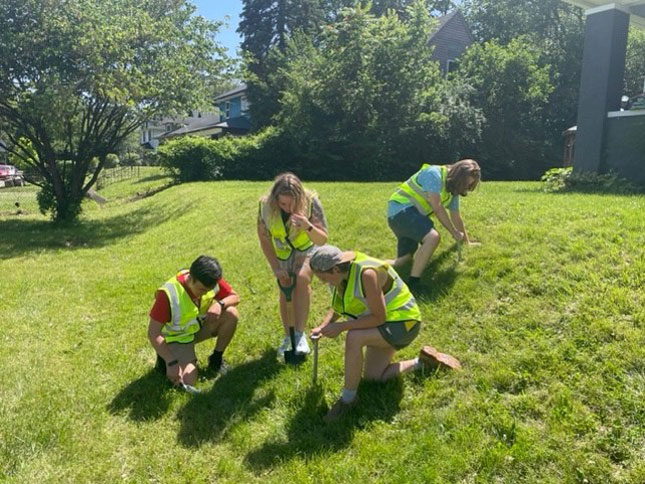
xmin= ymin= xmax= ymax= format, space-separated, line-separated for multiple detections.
xmin=207 ymin=352 xmax=229 ymax=375
xmin=155 ymin=354 xmax=165 ymax=374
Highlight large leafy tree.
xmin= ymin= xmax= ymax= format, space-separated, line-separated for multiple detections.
xmin=276 ymin=2 xmax=482 ymax=179
xmin=459 ymin=0 xmax=585 ymax=177
xmin=625 ymin=27 xmax=645 ymax=98
xmin=0 ymin=0 xmax=228 ymax=221
xmin=457 ymin=38 xmax=554 ymax=179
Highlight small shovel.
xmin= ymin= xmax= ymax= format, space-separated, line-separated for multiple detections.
xmin=279 ymin=273 xmax=305 ymax=365
xmin=310 ymin=333 xmax=321 ymax=383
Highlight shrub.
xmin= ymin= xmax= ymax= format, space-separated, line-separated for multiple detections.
xmin=121 ymin=152 xmax=142 ymax=166
xmin=156 ymin=136 xmax=232 ymax=182
xmin=104 ymin=153 xmax=119 ymax=168
xmin=541 ymin=166 xmax=635 ymax=193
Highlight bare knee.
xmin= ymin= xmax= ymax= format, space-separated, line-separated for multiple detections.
xmin=423 ymin=229 xmax=440 ymax=245
xmin=296 ymin=271 xmax=311 ymax=289
xmin=345 ymin=330 xmax=363 ymax=353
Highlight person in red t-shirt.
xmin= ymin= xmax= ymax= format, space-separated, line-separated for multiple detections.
xmin=148 ymin=255 xmax=239 ymax=390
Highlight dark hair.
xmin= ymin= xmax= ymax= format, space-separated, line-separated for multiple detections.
xmin=189 ymin=255 xmax=222 ymax=287
xmin=446 ymin=159 xmax=481 ymax=196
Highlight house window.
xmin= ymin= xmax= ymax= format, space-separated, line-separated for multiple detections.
xmin=225 ymin=101 xmax=231 ymax=119
xmin=241 ymin=96 xmax=249 ymax=114
xmin=446 ymin=59 xmax=458 ymax=74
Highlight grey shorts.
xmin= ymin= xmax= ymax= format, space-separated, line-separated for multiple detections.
xmin=387 ymin=205 xmax=435 ymax=258
xmin=377 ymin=320 xmax=421 ymax=350
xmin=277 ymin=247 xmax=313 ymax=274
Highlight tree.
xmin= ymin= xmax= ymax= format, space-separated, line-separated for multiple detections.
xmin=461 ymin=0 xmax=585 ymax=177
xmin=625 ymin=27 xmax=645 ymax=97
xmin=457 ymin=38 xmax=554 ymax=179
xmin=275 ymin=2 xmax=482 ymax=179
xmin=0 ymin=0 xmax=229 ymax=221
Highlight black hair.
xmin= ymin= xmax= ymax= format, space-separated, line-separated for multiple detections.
xmin=189 ymin=255 xmax=222 ymax=287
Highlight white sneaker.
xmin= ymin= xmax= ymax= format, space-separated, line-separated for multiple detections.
xmin=295 ymin=331 xmax=310 ymax=355
xmin=277 ymin=336 xmax=291 ymax=356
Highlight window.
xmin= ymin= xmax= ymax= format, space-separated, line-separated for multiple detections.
xmin=446 ymin=59 xmax=458 ymax=74
xmin=241 ymin=96 xmax=249 ymax=113
xmin=225 ymin=101 xmax=231 ymax=119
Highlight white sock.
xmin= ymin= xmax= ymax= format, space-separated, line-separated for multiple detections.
xmin=413 ymin=357 xmax=421 ymax=370
xmin=341 ymin=388 xmax=357 ymax=403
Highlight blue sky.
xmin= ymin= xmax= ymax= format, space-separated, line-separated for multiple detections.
xmin=191 ymin=0 xmax=243 ymax=57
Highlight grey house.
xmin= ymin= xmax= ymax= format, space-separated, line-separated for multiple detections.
xmin=429 ymin=10 xmax=473 ymax=74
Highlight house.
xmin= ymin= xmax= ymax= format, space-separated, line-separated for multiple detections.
xmin=429 ymin=10 xmax=473 ymax=74
xmin=561 ymin=0 xmax=645 ymax=185
xmin=140 ymin=84 xmax=251 ymax=149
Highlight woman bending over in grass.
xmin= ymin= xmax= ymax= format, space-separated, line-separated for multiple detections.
xmin=258 ymin=173 xmax=328 ymax=358
xmin=387 ymin=159 xmax=481 ymax=291
xmin=309 ymin=245 xmax=461 ymax=423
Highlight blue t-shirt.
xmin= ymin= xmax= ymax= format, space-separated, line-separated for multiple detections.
xmin=388 ymin=165 xmax=459 ymax=217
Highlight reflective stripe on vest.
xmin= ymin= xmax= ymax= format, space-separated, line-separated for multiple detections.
xmin=159 ymin=271 xmax=217 ymax=343
xmin=331 ymin=252 xmax=421 ymax=323
xmin=260 ymin=199 xmax=314 ymax=261
xmin=389 ymin=164 xmax=452 ymax=216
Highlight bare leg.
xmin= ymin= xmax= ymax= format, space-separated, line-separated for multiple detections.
xmin=293 ymin=263 xmax=312 ymax=333
xmin=364 ymin=346 xmax=419 ymax=381
xmin=410 ymin=228 xmax=440 ymax=278
xmin=278 ymin=290 xmax=293 ymax=335
xmin=181 ymin=363 xmax=198 ymax=386
xmin=386 ymin=253 xmax=412 ymax=268
xmin=197 ymin=307 xmax=239 ymax=352
xmin=344 ymin=328 xmax=395 ymax=391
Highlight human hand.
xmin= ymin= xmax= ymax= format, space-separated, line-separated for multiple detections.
xmin=290 ymin=213 xmax=311 ymax=231
xmin=310 ymin=326 xmax=324 ymax=339
xmin=166 ymin=362 xmax=181 ymax=385
xmin=206 ymin=302 xmax=222 ymax=321
xmin=274 ymin=268 xmax=292 ymax=287
xmin=321 ymin=323 xmax=343 ymax=339
xmin=452 ymin=230 xmax=465 ymax=243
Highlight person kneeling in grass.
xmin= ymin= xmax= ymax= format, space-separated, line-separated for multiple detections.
xmin=309 ymin=245 xmax=461 ymax=423
xmin=148 ymin=255 xmax=239 ymax=393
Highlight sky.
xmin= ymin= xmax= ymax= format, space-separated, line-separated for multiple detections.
xmin=191 ymin=0 xmax=244 ymax=57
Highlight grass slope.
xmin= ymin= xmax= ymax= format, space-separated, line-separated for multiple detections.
xmin=1 ymin=177 xmax=644 ymax=483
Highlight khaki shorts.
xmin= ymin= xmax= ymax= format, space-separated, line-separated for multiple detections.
xmin=166 ymin=321 xmax=213 ymax=365
xmin=377 ymin=320 xmax=421 ymax=350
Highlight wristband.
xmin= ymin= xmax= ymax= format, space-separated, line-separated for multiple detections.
xmin=167 ymin=359 xmax=178 ymax=367
xmin=218 ymin=300 xmax=226 ymax=310
xmin=307 ymin=224 xmax=314 ymax=232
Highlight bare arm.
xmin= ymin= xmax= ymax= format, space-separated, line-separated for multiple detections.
xmin=257 ymin=219 xmax=280 ymax=274
xmin=427 ymin=193 xmax=463 ymax=242
xmin=321 ymin=269 xmax=386 ymax=337
xmin=450 ymin=210 xmax=471 ymax=243
xmin=147 ymin=318 xmax=175 ymax=362
xmin=311 ymin=308 xmax=340 ymax=337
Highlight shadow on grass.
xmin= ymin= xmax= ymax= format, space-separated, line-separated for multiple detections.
xmin=176 ymin=350 xmax=284 ymax=447
xmin=0 ymin=206 xmax=172 ymax=259
xmin=396 ymin=247 xmax=459 ymax=303
xmin=107 ymin=369 xmax=173 ymax=421
xmin=243 ymin=378 xmax=404 ymax=472
xmin=135 ymin=173 xmax=172 ymax=184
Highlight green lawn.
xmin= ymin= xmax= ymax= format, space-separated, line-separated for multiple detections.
xmin=1 ymin=177 xmax=644 ymax=483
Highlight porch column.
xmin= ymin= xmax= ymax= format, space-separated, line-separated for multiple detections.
xmin=573 ymin=4 xmax=630 ymax=174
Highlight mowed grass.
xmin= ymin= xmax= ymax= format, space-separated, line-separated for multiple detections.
xmin=1 ymin=176 xmax=644 ymax=483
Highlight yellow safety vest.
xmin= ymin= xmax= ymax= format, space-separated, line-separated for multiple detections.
xmin=260 ymin=198 xmax=314 ymax=261
xmin=331 ymin=252 xmax=421 ymax=325
xmin=389 ymin=164 xmax=452 ymax=217
xmin=159 ymin=270 xmax=217 ymax=343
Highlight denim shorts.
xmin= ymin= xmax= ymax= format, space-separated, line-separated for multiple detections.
xmin=387 ymin=205 xmax=435 ymax=257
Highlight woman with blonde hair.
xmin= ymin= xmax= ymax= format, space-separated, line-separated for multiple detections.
xmin=387 ymin=159 xmax=481 ymax=290
xmin=258 ymin=173 xmax=328 ymax=357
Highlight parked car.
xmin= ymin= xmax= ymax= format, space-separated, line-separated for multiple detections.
xmin=0 ymin=164 xmax=25 ymax=187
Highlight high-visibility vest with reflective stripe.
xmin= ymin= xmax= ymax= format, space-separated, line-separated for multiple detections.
xmin=389 ymin=164 xmax=452 ymax=217
xmin=260 ymin=199 xmax=314 ymax=261
xmin=159 ymin=271 xmax=217 ymax=343
xmin=331 ymin=252 xmax=421 ymax=324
